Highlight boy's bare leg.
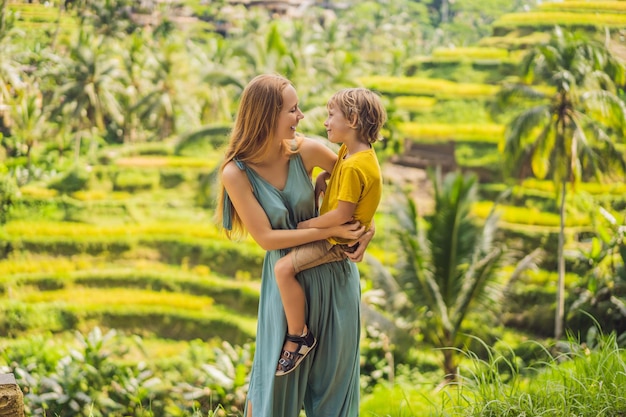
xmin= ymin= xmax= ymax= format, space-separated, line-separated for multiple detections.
xmin=274 ymin=253 xmax=307 ymax=353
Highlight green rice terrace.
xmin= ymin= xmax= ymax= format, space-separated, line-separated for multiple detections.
xmin=1 ymin=0 xmax=626 ymax=415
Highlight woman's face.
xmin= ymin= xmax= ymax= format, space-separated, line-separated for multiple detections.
xmin=276 ymin=85 xmax=304 ymax=140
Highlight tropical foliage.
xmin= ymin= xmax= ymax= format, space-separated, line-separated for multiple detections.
xmin=2 ymin=0 xmax=626 ymax=415
xmin=495 ymin=27 xmax=626 ymax=339
xmin=390 ymin=171 xmax=512 ymax=379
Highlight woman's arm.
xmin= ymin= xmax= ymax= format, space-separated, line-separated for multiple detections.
xmin=299 ymin=137 xmax=337 ymax=175
xmin=222 ymin=161 xmax=364 ymax=251
xmin=314 ymin=171 xmax=330 ymax=212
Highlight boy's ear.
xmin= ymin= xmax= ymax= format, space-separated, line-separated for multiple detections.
xmin=349 ymin=114 xmax=358 ymax=128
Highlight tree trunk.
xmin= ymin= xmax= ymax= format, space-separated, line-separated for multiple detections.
xmin=442 ymin=348 xmax=456 ymax=381
xmin=555 ymin=180 xmax=567 ymax=340
xmin=441 ymin=0 xmax=449 ymax=23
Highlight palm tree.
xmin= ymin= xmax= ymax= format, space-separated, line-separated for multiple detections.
xmin=394 ymin=170 xmax=508 ymax=380
xmin=186 ymin=39 xmax=246 ymax=126
xmin=72 ymin=0 xmax=137 ymax=39
xmin=6 ymin=86 xmax=49 ymax=172
xmin=233 ymin=19 xmax=296 ymax=80
xmin=48 ymin=29 xmax=124 ymax=157
xmin=495 ymin=28 xmax=626 ymax=340
xmin=133 ymin=37 xmax=195 ymax=141
xmin=0 ymin=0 xmax=23 ymax=113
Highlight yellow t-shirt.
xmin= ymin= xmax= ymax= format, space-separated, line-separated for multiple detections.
xmin=320 ymin=144 xmax=382 ymax=245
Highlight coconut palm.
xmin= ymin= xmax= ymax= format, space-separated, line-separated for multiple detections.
xmin=186 ymin=37 xmax=246 ymax=126
xmin=133 ymin=36 xmax=196 ymax=141
xmin=0 ymin=0 xmax=24 ymax=110
xmin=495 ymin=28 xmax=626 ymax=339
xmin=47 ymin=29 xmax=125 ymax=158
xmin=233 ymin=19 xmax=296 ymax=80
xmin=69 ymin=0 xmax=137 ymax=39
xmin=394 ymin=170 xmax=508 ymax=380
xmin=6 ymin=86 xmax=49 ymax=172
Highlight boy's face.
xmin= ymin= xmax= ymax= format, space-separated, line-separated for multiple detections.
xmin=324 ymin=103 xmax=353 ymax=144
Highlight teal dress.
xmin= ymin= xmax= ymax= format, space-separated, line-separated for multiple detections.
xmin=223 ymin=154 xmax=361 ymax=417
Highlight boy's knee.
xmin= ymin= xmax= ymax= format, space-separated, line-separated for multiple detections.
xmin=275 ymin=255 xmax=295 ymax=281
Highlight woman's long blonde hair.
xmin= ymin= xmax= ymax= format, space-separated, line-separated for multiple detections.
xmin=216 ymin=74 xmax=300 ymax=239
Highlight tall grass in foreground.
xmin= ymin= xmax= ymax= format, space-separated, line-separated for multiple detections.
xmin=362 ymin=328 xmax=626 ymax=416
xmin=441 ymin=330 xmax=626 ymax=416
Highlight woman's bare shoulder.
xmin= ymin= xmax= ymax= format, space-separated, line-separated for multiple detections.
xmin=298 ymin=136 xmax=337 ymax=173
xmin=298 ymin=136 xmax=332 ymax=159
xmin=299 ymin=135 xmax=325 ymax=150
xmin=221 ymin=160 xmax=247 ymax=187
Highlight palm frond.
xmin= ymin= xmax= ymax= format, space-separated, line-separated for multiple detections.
xmin=581 ymin=89 xmax=626 ymax=136
xmin=504 ymin=105 xmax=551 ymax=178
xmin=201 ymin=71 xmax=246 ymax=91
xmin=364 ymin=255 xmax=409 ymax=312
xmin=394 ymin=189 xmax=452 ymax=330
xmin=572 ymin=109 xmax=626 ymax=180
xmin=452 ymin=246 xmax=504 ymax=332
xmin=174 ymin=124 xmax=232 ymax=153
xmin=493 ymin=83 xmax=547 ymax=112
xmin=585 ymin=70 xmax=617 ymax=93
xmin=531 ymin=119 xmax=556 ymax=180
xmin=428 ymin=172 xmax=478 ymax=306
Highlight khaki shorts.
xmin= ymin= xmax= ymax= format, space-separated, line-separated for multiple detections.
xmin=291 ymin=239 xmax=349 ymax=274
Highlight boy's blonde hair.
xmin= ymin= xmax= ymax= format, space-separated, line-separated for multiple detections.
xmin=327 ymin=88 xmax=387 ymax=144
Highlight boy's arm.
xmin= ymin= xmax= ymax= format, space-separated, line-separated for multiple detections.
xmin=298 ymin=200 xmax=356 ymax=229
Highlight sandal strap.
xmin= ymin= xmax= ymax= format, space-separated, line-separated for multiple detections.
xmin=285 ymin=330 xmax=315 ymax=347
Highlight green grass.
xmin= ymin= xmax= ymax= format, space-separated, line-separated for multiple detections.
xmin=539 ymin=1 xmax=626 ymax=13
xmin=494 ymin=11 xmax=626 ymax=30
xmin=359 ymin=75 xmax=500 ymax=99
xmin=360 ymin=331 xmax=626 ymax=416
xmin=472 ymin=201 xmax=591 ymax=227
xmin=478 ymin=32 xmax=551 ymax=49
xmin=400 ymin=123 xmax=504 ymax=143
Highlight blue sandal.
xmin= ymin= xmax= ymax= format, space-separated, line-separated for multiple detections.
xmin=275 ymin=328 xmax=317 ymax=376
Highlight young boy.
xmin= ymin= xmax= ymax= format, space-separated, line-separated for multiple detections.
xmin=274 ymin=87 xmax=386 ymax=376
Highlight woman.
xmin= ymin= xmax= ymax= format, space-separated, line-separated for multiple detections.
xmin=217 ymin=74 xmax=374 ymax=417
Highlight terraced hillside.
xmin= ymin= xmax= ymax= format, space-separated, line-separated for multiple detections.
xmin=2 ymin=0 xmax=625 ymax=379
xmin=0 ymin=146 xmax=267 ymax=360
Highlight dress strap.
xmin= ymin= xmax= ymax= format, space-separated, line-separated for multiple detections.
xmin=222 ymin=193 xmax=233 ymax=230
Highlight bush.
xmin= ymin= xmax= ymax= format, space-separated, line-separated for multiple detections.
xmin=159 ymin=169 xmax=188 ymax=189
xmin=9 ymin=235 xmax=134 ymax=257
xmin=113 ymin=170 xmax=158 ymax=192
xmin=48 ymin=166 xmax=91 ymax=194
xmin=0 ymin=170 xmax=18 ymax=225
xmin=0 ymin=302 xmax=78 ymax=337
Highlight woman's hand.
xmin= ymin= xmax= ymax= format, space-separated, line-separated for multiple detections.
xmin=314 ymin=171 xmax=331 ymax=211
xmin=333 ymin=221 xmax=364 ymax=241
xmin=344 ymin=225 xmax=375 ymax=262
